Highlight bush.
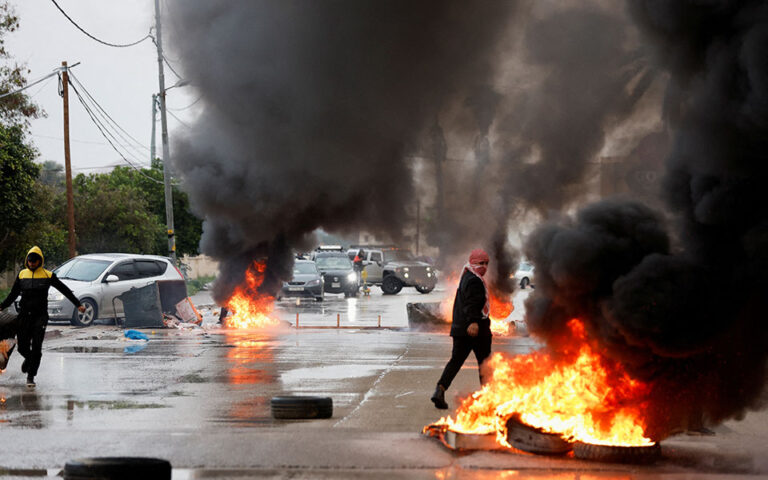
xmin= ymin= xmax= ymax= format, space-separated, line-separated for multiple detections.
xmin=186 ymin=275 xmax=215 ymax=296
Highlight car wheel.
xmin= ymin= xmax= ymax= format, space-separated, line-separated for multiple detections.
xmin=271 ymin=396 xmax=333 ymax=419
xmin=520 ymin=277 xmax=530 ymax=289
xmin=415 ymin=284 xmax=435 ymax=294
xmin=71 ymin=298 xmax=97 ymax=327
xmin=381 ymin=276 xmax=403 ymax=295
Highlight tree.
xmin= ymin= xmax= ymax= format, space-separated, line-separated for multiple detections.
xmin=73 ymin=172 xmax=164 ymax=254
xmin=0 ymin=124 xmax=39 ymax=268
xmin=106 ymin=166 xmax=203 ymax=256
xmin=0 ymin=2 xmax=44 ymax=269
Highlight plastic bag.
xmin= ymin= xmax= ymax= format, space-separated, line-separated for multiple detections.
xmin=124 ymin=329 xmax=149 ymax=341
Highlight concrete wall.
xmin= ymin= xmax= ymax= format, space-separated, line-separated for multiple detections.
xmin=181 ymin=254 xmax=219 ymax=280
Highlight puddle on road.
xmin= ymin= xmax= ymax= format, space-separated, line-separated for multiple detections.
xmin=50 ymin=346 xmax=126 ymax=354
xmin=65 ymin=399 xmax=166 ymax=410
xmin=280 ymin=364 xmax=387 ymax=384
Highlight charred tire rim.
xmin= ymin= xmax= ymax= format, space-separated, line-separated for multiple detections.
xmin=415 ymin=284 xmax=435 ymax=294
xmin=573 ymin=441 xmax=661 ymax=464
xmin=64 ymin=457 xmax=171 ymax=479
xmin=381 ymin=276 xmax=403 ymax=295
xmin=271 ymin=396 xmax=333 ymax=419
xmin=506 ymin=417 xmax=572 ymax=455
xmin=71 ymin=299 xmax=97 ymax=327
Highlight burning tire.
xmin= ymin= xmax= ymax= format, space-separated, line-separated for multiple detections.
xmin=271 ymin=396 xmax=333 ymax=419
xmin=63 ymin=457 xmax=171 ymax=479
xmin=573 ymin=441 xmax=661 ymax=464
xmin=381 ymin=276 xmax=403 ymax=295
xmin=505 ymin=416 xmax=572 ymax=455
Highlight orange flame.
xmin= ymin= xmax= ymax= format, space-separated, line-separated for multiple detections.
xmin=430 ymin=319 xmax=654 ymax=447
xmin=224 ymin=260 xmax=280 ymax=329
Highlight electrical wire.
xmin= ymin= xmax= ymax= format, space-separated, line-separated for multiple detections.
xmin=168 ymin=95 xmax=202 ymax=111
xmin=166 ymin=109 xmax=191 ymax=128
xmin=150 ymin=36 xmax=184 ymax=80
xmin=67 ymin=79 xmax=165 ymax=184
xmin=68 ymin=71 xmax=150 ymax=161
xmin=0 ymin=69 xmax=61 ymax=100
xmin=49 ymin=0 xmax=152 ymax=48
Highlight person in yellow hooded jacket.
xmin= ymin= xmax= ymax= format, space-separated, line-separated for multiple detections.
xmin=0 ymin=247 xmax=84 ymax=387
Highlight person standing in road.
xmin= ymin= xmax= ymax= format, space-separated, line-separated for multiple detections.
xmin=0 ymin=246 xmax=84 ymax=387
xmin=431 ymin=248 xmax=492 ymax=409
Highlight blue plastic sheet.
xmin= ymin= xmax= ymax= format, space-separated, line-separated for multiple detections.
xmin=124 ymin=329 xmax=149 ymax=341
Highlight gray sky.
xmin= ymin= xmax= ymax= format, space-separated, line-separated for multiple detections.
xmin=6 ymin=0 xmax=196 ymax=173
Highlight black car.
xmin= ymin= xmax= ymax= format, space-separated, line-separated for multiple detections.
xmin=279 ymin=259 xmax=324 ymax=301
xmin=314 ymin=252 xmax=359 ymax=297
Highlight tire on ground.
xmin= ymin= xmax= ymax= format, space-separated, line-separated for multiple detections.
xmin=63 ymin=457 xmax=171 ymax=479
xmin=573 ymin=441 xmax=661 ymax=464
xmin=415 ymin=284 xmax=435 ymax=294
xmin=271 ymin=396 xmax=333 ymax=419
xmin=505 ymin=416 xmax=572 ymax=455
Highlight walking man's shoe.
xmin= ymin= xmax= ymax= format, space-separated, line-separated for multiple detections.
xmin=431 ymin=384 xmax=448 ymax=410
xmin=26 ymin=375 xmax=35 ymax=388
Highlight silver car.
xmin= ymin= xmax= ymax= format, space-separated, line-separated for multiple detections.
xmin=48 ymin=253 xmax=184 ymax=326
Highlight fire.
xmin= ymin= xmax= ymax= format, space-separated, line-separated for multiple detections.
xmin=224 ymin=260 xmax=280 ymax=329
xmin=429 ymin=319 xmax=654 ymax=447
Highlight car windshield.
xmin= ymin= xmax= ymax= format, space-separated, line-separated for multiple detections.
xmin=518 ymin=261 xmax=534 ymax=272
xmin=315 ymin=256 xmax=352 ymax=270
xmin=54 ymin=258 xmax=112 ymax=281
xmin=383 ymin=249 xmax=415 ymax=263
xmin=293 ymin=263 xmax=318 ymax=275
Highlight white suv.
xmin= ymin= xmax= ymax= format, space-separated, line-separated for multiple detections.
xmin=48 ymin=253 xmax=185 ymax=326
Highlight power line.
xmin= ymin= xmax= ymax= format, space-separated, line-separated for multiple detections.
xmin=166 ymin=109 xmax=191 ymax=128
xmin=168 ymin=95 xmax=202 ymax=111
xmin=49 ymin=0 xmax=152 ymax=48
xmin=150 ymin=36 xmax=184 ymax=80
xmin=0 ymin=69 xmax=61 ymax=100
xmin=68 ymin=71 xmax=150 ymax=159
xmin=67 ymin=78 xmax=165 ymax=184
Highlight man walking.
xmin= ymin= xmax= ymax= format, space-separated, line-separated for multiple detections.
xmin=0 ymin=247 xmax=84 ymax=387
xmin=431 ymin=249 xmax=492 ymax=409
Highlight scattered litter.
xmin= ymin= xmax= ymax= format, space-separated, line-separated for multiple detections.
xmin=175 ymin=297 xmax=203 ymax=325
xmin=124 ymin=330 xmax=149 ymax=341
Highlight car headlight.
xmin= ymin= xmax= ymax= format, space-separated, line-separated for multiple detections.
xmin=427 ymin=272 xmax=432 ymax=278
xmin=48 ymin=291 xmax=64 ymax=301
xmin=307 ymin=279 xmax=321 ymax=286
xmin=346 ymin=272 xmax=357 ymax=282
xmin=404 ymin=272 xmax=409 ymax=278
xmin=402 ymin=267 xmax=409 ymax=272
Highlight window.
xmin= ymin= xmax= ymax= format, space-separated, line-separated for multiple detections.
xmin=370 ymin=252 xmax=382 ymax=264
xmin=135 ymin=260 xmax=163 ymax=278
xmin=55 ymin=259 xmax=111 ymax=282
xmin=108 ymin=262 xmax=138 ymax=281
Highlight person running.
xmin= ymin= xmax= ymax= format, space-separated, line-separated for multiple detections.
xmin=431 ymin=248 xmax=492 ymax=409
xmin=0 ymin=247 xmax=84 ymax=387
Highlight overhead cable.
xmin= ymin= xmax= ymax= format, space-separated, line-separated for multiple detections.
xmin=0 ymin=69 xmax=61 ymax=100
xmin=67 ymin=79 xmax=166 ymax=185
xmin=49 ymin=0 xmax=152 ymax=48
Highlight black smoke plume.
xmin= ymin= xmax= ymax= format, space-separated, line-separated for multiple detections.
xmin=165 ymin=0 xmax=518 ymax=302
xmin=525 ymin=0 xmax=768 ymax=438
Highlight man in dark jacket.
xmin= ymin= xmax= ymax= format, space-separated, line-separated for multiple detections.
xmin=431 ymin=249 xmax=492 ymax=409
xmin=0 ymin=246 xmax=84 ymax=387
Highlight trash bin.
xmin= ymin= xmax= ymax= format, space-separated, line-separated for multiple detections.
xmin=116 ymin=280 xmax=189 ymax=329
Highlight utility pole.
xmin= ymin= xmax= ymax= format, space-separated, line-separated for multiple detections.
xmin=61 ymin=61 xmax=76 ymax=258
xmin=150 ymin=93 xmax=157 ymax=168
xmin=154 ymin=0 xmax=176 ymax=262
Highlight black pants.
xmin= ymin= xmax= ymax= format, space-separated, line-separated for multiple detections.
xmin=437 ymin=334 xmax=492 ymax=390
xmin=17 ymin=313 xmax=47 ymax=377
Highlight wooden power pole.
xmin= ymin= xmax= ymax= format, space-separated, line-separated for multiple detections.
xmin=61 ymin=61 xmax=76 ymax=258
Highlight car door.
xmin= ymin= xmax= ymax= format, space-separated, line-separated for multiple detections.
xmin=100 ymin=260 xmax=144 ymax=317
xmin=365 ymin=251 xmax=384 ymax=283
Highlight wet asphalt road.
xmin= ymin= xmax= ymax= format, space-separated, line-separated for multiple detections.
xmin=0 ymin=284 xmax=766 ymax=479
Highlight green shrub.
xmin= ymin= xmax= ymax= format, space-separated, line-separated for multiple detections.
xmin=186 ymin=275 xmax=216 ymax=296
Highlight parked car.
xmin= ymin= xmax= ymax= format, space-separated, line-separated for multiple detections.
xmin=347 ymin=245 xmax=436 ymax=295
xmin=47 ymin=253 xmax=185 ymax=326
xmin=314 ymin=252 xmax=359 ymax=297
xmin=514 ymin=260 xmax=535 ymax=289
xmin=278 ymin=259 xmax=324 ymax=301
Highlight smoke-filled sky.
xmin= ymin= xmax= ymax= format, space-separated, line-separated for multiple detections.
xmin=166 ymin=0 xmax=767 ymax=436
